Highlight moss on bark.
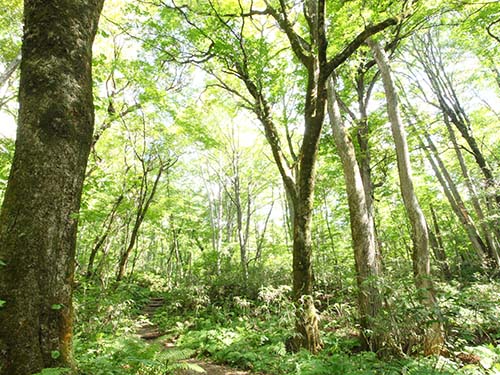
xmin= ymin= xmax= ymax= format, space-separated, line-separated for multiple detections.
xmin=0 ymin=1 xmax=104 ymax=374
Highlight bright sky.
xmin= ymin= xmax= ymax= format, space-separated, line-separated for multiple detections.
xmin=0 ymin=112 xmax=16 ymax=139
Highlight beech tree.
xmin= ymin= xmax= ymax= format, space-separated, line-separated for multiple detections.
xmin=147 ymin=0 xmax=404 ymax=352
xmin=368 ymin=38 xmax=444 ymax=355
xmin=326 ymin=78 xmax=384 ymax=352
xmin=0 ymin=1 xmax=104 ymax=373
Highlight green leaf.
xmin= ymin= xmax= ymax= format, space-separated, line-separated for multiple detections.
xmin=0 ymin=259 xmax=6 ymax=267
xmin=33 ymin=367 xmax=69 ymax=375
xmin=51 ymin=350 xmax=61 ymax=360
xmin=51 ymin=304 xmax=63 ymax=310
xmin=0 ymin=300 xmax=6 ymax=308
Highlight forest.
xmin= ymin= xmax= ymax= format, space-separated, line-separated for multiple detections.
xmin=0 ymin=0 xmax=500 ymax=374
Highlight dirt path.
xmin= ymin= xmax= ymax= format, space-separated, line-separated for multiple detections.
xmin=137 ymin=297 xmax=254 ymax=375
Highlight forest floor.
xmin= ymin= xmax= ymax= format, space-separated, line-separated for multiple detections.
xmin=137 ymin=297 xmax=255 ymax=375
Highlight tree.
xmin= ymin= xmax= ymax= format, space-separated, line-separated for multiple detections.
xmin=368 ymin=38 xmax=444 ymax=355
xmin=158 ymin=0 xmax=398 ymax=352
xmin=0 ymin=1 xmax=104 ymax=373
xmin=326 ymin=78 xmax=384 ymax=352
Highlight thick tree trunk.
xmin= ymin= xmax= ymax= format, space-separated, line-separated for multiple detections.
xmin=0 ymin=1 xmax=104 ymax=374
xmin=368 ymin=38 xmax=444 ymax=355
xmin=244 ymin=75 xmax=323 ymax=354
xmin=327 ymin=78 xmax=384 ymax=352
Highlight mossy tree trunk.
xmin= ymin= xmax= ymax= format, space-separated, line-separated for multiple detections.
xmin=326 ymin=78 xmax=384 ymax=352
xmin=0 ymin=1 xmax=104 ymax=374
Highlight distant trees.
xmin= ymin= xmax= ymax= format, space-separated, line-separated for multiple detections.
xmin=150 ymin=0 xmax=400 ymax=353
xmin=0 ymin=1 xmax=104 ymax=373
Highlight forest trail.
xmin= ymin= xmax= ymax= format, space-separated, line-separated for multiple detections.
xmin=137 ymin=297 xmax=253 ymax=375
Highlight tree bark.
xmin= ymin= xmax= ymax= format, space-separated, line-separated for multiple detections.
xmin=417 ymin=130 xmax=489 ymax=263
xmin=327 ymin=78 xmax=384 ymax=352
xmin=443 ymin=116 xmax=500 ymax=267
xmin=368 ymin=38 xmax=444 ymax=355
xmin=0 ymin=1 xmax=104 ymax=373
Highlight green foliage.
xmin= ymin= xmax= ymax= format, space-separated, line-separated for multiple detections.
xmin=72 ymin=280 xmax=205 ymax=374
xmin=77 ymin=335 xmax=201 ymax=375
xmin=32 ymin=369 xmax=70 ymax=375
xmin=141 ymin=275 xmax=500 ymax=375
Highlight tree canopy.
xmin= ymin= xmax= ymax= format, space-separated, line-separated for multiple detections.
xmin=1 ymin=0 xmax=500 ymax=374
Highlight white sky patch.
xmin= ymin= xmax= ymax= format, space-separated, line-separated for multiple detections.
xmin=0 ymin=112 xmax=16 ymax=139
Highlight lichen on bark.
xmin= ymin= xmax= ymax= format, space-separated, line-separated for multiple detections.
xmin=0 ymin=1 xmax=104 ymax=374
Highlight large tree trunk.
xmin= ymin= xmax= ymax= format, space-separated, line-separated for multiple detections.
xmin=327 ymin=78 xmax=384 ymax=352
xmin=368 ymin=38 xmax=444 ymax=355
xmin=0 ymin=1 xmax=104 ymax=374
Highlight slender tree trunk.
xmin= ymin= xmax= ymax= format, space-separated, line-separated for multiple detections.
xmin=327 ymin=78 xmax=384 ymax=352
xmin=418 ymin=130 xmax=489 ymax=263
xmin=117 ymin=165 xmax=164 ymax=281
xmin=86 ymin=194 xmax=123 ymax=278
xmin=444 ymin=116 xmax=500 ymax=266
xmin=0 ymin=1 xmax=104 ymax=373
xmin=413 ymin=33 xmax=500 ymax=206
xmin=429 ymin=205 xmax=452 ymax=280
xmin=368 ymin=38 xmax=444 ymax=355
xmin=354 ymin=72 xmax=377 ymax=220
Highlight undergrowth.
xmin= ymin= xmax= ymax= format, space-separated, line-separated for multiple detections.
xmin=70 ymin=272 xmax=500 ymax=375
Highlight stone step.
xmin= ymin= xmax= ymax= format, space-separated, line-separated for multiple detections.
xmin=149 ymin=297 xmax=165 ymax=302
xmin=140 ymin=330 xmax=163 ymax=340
xmin=147 ymin=303 xmax=164 ymax=308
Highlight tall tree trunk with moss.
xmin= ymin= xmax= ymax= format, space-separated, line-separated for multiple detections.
xmin=0 ymin=1 xmax=104 ymax=373
xmin=327 ymin=78 xmax=384 ymax=352
xmin=368 ymin=38 xmax=444 ymax=355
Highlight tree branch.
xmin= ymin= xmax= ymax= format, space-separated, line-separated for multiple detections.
xmin=325 ymin=18 xmax=398 ymax=76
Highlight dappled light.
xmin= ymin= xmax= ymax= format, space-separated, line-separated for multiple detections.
xmin=1 ymin=0 xmax=500 ymax=374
